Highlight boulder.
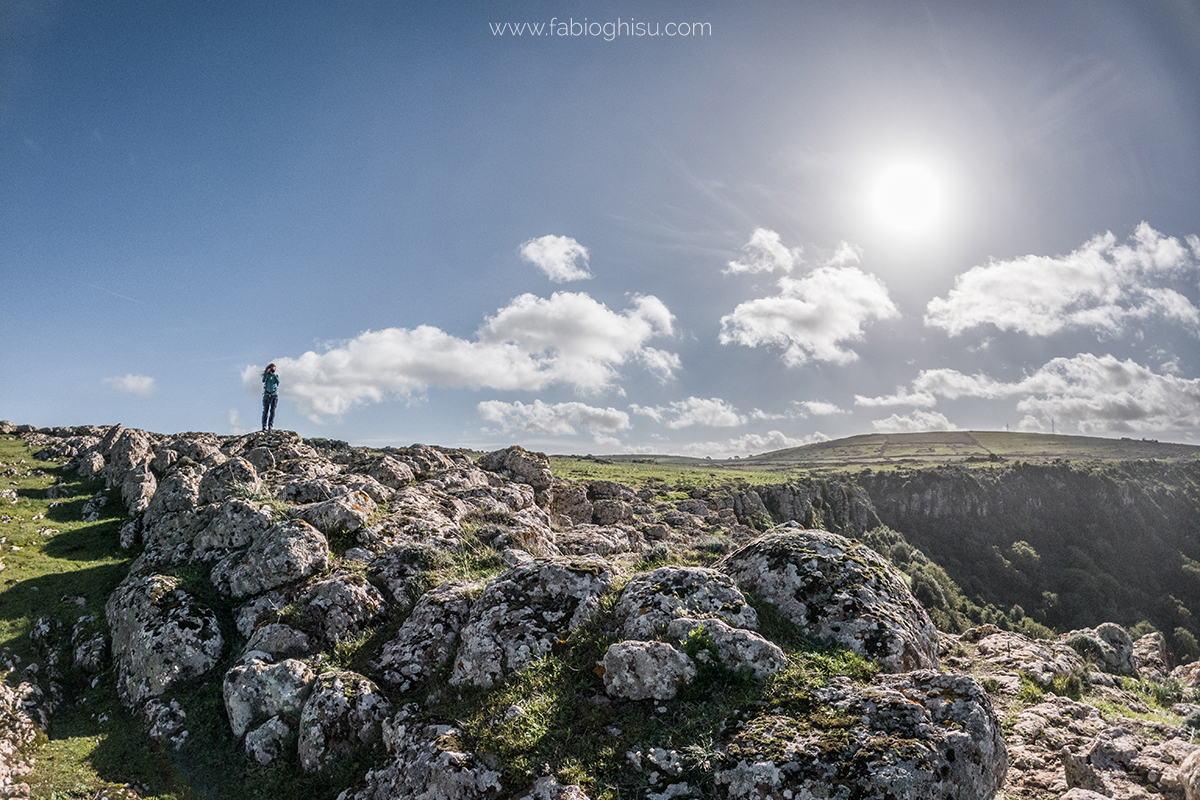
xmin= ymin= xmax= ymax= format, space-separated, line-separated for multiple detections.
xmin=1064 ymin=623 xmax=1138 ymax=677
xmin=364 ymin=455 xmax=415 ymax=489
xmin=451 ymin=557 xmax=614 ymax=687
xmin=379 ymin=581 xmax=479 ymax=691
xmin=340 ymin=707 xmax=501 ymax=800
xmin=296 ymin=573 xmax=388 ymax=647
xmin=222 ymin=657 xmax=316 ymax=738
xmin=1134 ymin=632 xmax=1171 ymax=683
xmin=298 ymin=671 xmax=392 ymax=773
xmin=104 ymin=428 xmax=155 ymax=489
xmin=715 ymin=671 xmax=1007 ymax=800
xmin=478 ymin=446 xmax=553 ymax=491
xmin=244 ymin=623 xmax=314 ymax=659
xmin=105 ymin=573 xmax=225 ymax=707
xmin=963 ymin=624 xmax=1084 ymax=687
xmin=615 ymin=566 xmax=758 ymax=641
xmin=664 ymin=617 xmax=786 ymax=680
xmin=245 ymin=715 xmax=292 ymax=765
xmin=718 ymin=527 xmax=939 ymax=672
xmin=211 ymin=520 xmax=330 ymax=598
xmin=601 ymin=640 xmax=697 ymax=701
xmin=198 ymin=457 xmax=259 ymax=506
xmin=546 ymin=482 xmax=593 ymax=526
xmin=192 ymin=498 xmax=274 ymax=559
xmin=288 ymin=492 xmax=376 ymax=534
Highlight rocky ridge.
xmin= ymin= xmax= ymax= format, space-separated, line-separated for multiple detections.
xmin=2 ymin=421 xmax=1199 ymax=799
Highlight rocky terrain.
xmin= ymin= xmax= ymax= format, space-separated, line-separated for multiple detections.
xmin=2 ymin=421 xmax=1200 ymax=799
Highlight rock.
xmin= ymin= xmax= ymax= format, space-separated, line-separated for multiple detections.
xmin=1060 ymin=718 xmax=1200 ymax=800
xmin=1064 ymin=623 xmax=1138 ymax=677
xmin=71 ymin=615 xmax=107 ymax=675
xmin=296 ymin=573 xmax=388 ymax=647
xmin=601 ymin=640 xmax=697 ymax=701
xmin=120 ymin=465 xmax=157 ymax=515
xmin=76 ymin=450 xmax=105 ymax=477
xmin=451 ymin=557 xmax=614 ymax=687
xmin=235 ymin=591 xmax=290 ymax=637
xmin=546 ymin=482 xmax=593 ymax=526
xmin=222 ymin=657 xmax=316 ymax=738
xmin=242 ymin=446 xmax=276 ymax=473
xmin=151 ymin=447 xmax=179 ymax=474
xmin=379 ymin=581 xmax=479 ymax=691
xmin=288 ymin=492 xmax=376 ymax=534
xmin=396 ymin=444 xmax=455 ymax=475
xmin=298 ymin=671 xmax=392 ymax=773
xmin=198 ymin=457 xmax=259 ymax=506
xmin=554 ymin=524 xmax=644 ymax=557
xmin=614 ymin=566 xmax=758 ymax=641
xmin=1180 ymin=748 xmax=1200 ymax=800
xmin=244 ymin=623 xmax=314 ymax=659
xmin=104 ymin=428 xmax=155 ymax=490
xmin=369 ymin=544 xmax=449 ymax=609
xmin=338 ymin=706 xmax=502 ymax=800
xmin=0 ymin=680 xmax=40 ymax=797
xmin=964 ymin=624 xmax=1084 ymax=687
xmin=513 ymin=776 xmax=590 ymax=800
xmin=192 ymin=498 xmax=274 ymax=560
xmin=591 ymin=499 xmax=633 ymax=526
xmin=717 ymin=527 xmax=939 ymax=672
xmin=715 ymin=671 xmax=1007 ymax=800
xmin=143 ymin=698 xmax=188 ymax=750
xmin=478 ymin=446 xmax=554 ymax=491
xmin=211 ymin=519 xmax=330 ymax=598
xmin=105 ymin=573 xmax=225 ymax=707
xmin=1134 ymin=632 xmax=1171 ymax=683
xmin=245 ymin=715 xmax=292 ymax=765
xmin=664 ymin=617 xmax=786 ymax=679
xmin=364 ymin=455 xmax=415 ymax=489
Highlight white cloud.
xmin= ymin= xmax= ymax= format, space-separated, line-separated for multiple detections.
xmin=871 ymin=410 xmax=958 ymax=433
xmin=103 ymin=374 xmax=156 ymax=396
xmin=227 ymin=409 xmax=251 ymax=435
xmin=674 ymin=430 xmax=830 ymax=459
xmin=519 ymin=235 xmax=592 ymax=282
xmin=719 ymin=262 xmax=899 ymax=366
xmin=630 ymin=396 xmax=747 ymax=429
xmin=477 ymin=399 xmax=631 ymax=441
xmin=800 ymin=400 xmax=848 ymax=416
xmin=725 ymin=228 xmax=802 ymax=274
xmin=246 ymin=291 xmax=677 ymax=420
xmin=925 ymin=223 xmax=1200 ymax=337
xmin=905 ymin=353 xmax=1200 ymax=434
xmin=854 ymin=387 xmax=937 ymax=408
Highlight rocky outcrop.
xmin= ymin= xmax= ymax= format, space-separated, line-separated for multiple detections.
xmin=614 ymin=566 xmax=758 ymax=640
xmin=298 ymin=671 xmax=392 ymax=773
xmin=379 ymin=581 xmax=478 ymax=691
xmin=105 ymin=572 xmax=224 ymax=708
xmin=717 ymin=525 xmax=940 ymax=672
xmin=451 ymin=557 xmax=614 ymax=687
xmin=210 ymin=519 xmax=330 ymax=598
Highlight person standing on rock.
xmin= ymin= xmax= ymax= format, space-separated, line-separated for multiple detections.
xmin=261 ymin=363 xmax=279 ymax=432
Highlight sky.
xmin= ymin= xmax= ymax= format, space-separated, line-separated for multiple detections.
xmin=3 ymin=0 xmax=1200 ymax=457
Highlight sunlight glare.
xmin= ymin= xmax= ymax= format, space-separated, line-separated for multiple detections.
xmin=870 ymin=161 xmax=944 ymax=237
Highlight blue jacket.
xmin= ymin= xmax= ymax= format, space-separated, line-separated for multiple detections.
xmin=263 ymin=372 xmax=279 ymax=395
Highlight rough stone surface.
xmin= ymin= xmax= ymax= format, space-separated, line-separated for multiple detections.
xmin=1065 ymin=623 xmax=1138 ymax=677
xmin=477 ymin=447 xmax=554 ymax=492
xmin=451 ymin=557 xmax=614 ymax=687
xmin=1134 ymin=632 xmax=1171 ymax=683
xmin=718 ymin=526 xmax=939 ymax=672
xmin=244 ymin=715 xmax=292 ymax=765
xmin=222 ymin=657 xmax=316 ymax=738
xmin=211 ymin=520 xmax=329 ymax=598
xmin=664 ymin=617 xmax=787 ymax=679
xmin=197 ymin=457 xmax=259 ymax=506
xmin=963 ymin=624 xmax=1085 ymax=687
xmin=105 ymin=573 xmax=225 ymax=707
xmin=615 ymin=566 xmax=758 ymax=641
xmin=298 ymin=671 xmax=392 ymax=773
xmin=601 ymin=640 xmax=697 ymax=701
xmin=379 ymin=581 xmax=478 ymax=691
xmin=192 ymin=498 xmax=273 ymax=560
xmin=296 ymin=573 xmax=388 ymax=647
xmin=715 ymin=671 xmax=1007 ymax=800
xmin=288 ymin=492 xmax=376 ymax=534
xmin=338 ymin=706 xmax=501 ymax=800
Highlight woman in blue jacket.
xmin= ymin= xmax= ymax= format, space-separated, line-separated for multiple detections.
xmin=261 ymin=363 xmax=279 ymax=431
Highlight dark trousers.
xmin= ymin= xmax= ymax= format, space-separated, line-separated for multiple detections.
xmin=262 ymin=393 xmax=278 ymax=430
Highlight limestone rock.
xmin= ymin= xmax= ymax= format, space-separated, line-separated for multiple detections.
xmin=105 ymin=573 xmax=224 ymax=707
xmin=245 ymin=715 xmax=292 ymax=765
xmin=288 ymin=492 xmax=376 ymax=534
xmin=244 ymin=623 xmax=314 ymax=659
xmin=477 ymin=446 xmax=554 ymax=492
xmin=298 ymin=671 xmax=392 ymax=773
xmin=363 ymin=455 xmax=415 ymax=489
xmin=451 ymin=557 xmax=614 ymax=687
xmin=380 ymin=581 xmax=478 ymax=691
xmin=104 ymin=428 xmax=155 ymax=490
xmin=339 ymin=707 xmax=501 ymax=800
xmin=1134 ymin=632 xmax=1171 ymax=683
xmin=192 ymin=498 xmax=273 ymax=560
xmin=664 ymin=617 xmax=786 ymax=679
xmin=546 ymin=482 xmax=593 ymax=526
xmin=963 ymin=624 xmax=1084 ymax=687
xmin=222 ymin=657 xmax=316 ymax=738
xmin=513 ymin=777 xmax=590 ymax=800
xmin=121 ymin=465 xmax=158 ymax=516
xmin=601 ymin=640 xmax=697 ymax=701
xmin=198 ymin=457 xmax=259 ymax=506
xmin=143 ymin=698 xmax=188 ymax=750
xmin=1065 ymin=623 xmax=1138 ymax=677
xmin=718 ymin=526 xmax=939 ymax=672
xmin=615 ymin=566 xmax=758 ymax=641
xmin=211 ymin=519 xmax=329 ymax=598
xmin=716 ymin=671 xmax=1007 ymax=800
xmin=296 ymin=573 xmax=388 ymax=648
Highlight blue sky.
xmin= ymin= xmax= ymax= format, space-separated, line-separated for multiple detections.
xmin=4 ymin=0 xmax=1200 ymax=455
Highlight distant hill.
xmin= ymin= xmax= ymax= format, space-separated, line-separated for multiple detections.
xmin=591 ymin=431 xmax=1200 ymax=470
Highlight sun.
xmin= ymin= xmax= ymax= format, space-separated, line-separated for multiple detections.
xmin=870 ymin=161 xmax=945 ymax=238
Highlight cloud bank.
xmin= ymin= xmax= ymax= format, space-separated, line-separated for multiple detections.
xmin=103 ymin=374 xmax=156 ymax=396
xmin=477 ymin=399 xmax=631 ymax=441
xmin=871 ymin=410 xmax=958 ymax=433
xmin=520 ymin=235 xmax=592 ymax=282
xmin=926 ymin=223 xmax=1200 ymax=337
xmin=630 ymin=396 xmax=747 ymax=429
xmin=246 ymin=291 xmax=677 ymax=420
